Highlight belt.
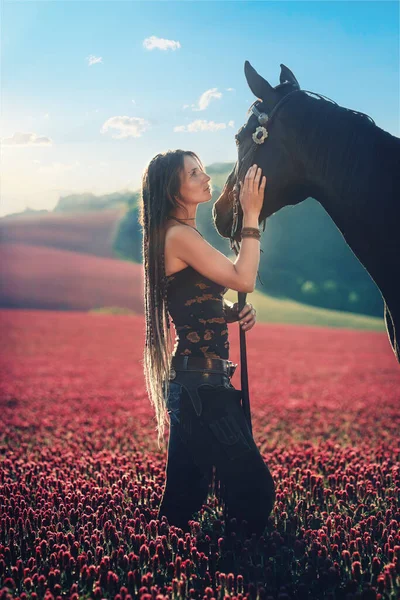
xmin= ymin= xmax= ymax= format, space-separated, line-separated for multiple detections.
xmin=169 ymin=356 xmax=237 ymax=381
xmin=168 ymin=356 xmax=239 ymax=420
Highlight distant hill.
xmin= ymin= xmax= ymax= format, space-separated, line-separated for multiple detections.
xmin=0 ymin=160 xmax=384 ymax=320
xmin=0 ymin=243 xmax=143 ymax=312
xmin=1 ymin=207 xmax=51 ymax=220
xmin=0 ymin=242 xmax=384 ymax=331
xmin=54 ymin=190 xmax=135 ymax=212
xmin=0 ymin=208 xmax=125 ymax=258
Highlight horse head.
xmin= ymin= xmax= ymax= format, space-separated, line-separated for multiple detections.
xmin=213 ymin=61 xmax=312 ymax=244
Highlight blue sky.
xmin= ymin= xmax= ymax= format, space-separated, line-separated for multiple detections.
xmin=1 ymin=1 xmax=399 ymax=217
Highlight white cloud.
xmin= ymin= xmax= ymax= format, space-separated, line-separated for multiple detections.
xmin=87 ymin=54 xmax=103 ymax=66
xmin=1 ymin=132 xmax=52 ymax=146
xmin=228 ymin=120 xmax=235 ymax=128
xmin=100 ymin=116 xmax=150 ymax=139
xmin=143 ymin=35 xmax=181 ymax=51
xmin=226 ymin=87 xmax=235 ymax=92
xmin=173 ymin=119 xmax=230 ymax=133
xmin=192 ymin=87 xmax=222 ymax=111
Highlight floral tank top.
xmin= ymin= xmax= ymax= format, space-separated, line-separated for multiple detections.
xmin=166 ymin=260 xmax=230 ymax=359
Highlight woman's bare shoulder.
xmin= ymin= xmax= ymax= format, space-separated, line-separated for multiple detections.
xmin=164 ymin=222 xmax=189 ymax=274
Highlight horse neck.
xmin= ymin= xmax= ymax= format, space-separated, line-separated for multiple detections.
xmin=293 ymin=94 xmax=400 ymax=257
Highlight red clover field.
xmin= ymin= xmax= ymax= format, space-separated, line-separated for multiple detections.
xmin=0 ymin=309 xmax=399 ymax=600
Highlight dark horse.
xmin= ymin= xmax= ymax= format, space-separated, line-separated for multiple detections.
xmin=213 ymin=61 xmax=400 ymax=364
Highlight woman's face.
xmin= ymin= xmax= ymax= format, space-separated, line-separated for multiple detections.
xmin=177 ymin=155 xmax=212 ymax=205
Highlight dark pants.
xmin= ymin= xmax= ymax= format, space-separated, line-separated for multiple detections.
xmin=157 ymin=371 xmax=275 ymax=536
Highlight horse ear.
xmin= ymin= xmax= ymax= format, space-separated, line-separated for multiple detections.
xmin=244 ymin=60 xmax=274 ymax=101
xmin=279 ymin=64 xmax=300 ymax=88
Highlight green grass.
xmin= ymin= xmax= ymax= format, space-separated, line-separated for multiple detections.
xmin=89 ymin=306 xmax=139 ymax=315
xmin=91 ymin=294 xmax=385 ymax=331
xmin=223 ymin=288 xmax=385 ymax=331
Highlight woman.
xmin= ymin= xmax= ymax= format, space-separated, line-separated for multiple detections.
xmin=138 ymin=149 xmax=275 ymax=535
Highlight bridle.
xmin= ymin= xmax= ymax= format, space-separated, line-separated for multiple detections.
xmin=228 ymin=83 xmax=372 ymax=255
xmin=229 ymin=84 xmax=301 ymax=255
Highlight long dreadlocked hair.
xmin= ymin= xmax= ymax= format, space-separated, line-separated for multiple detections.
xmin=138 ymin=149 xmax=205 ymax=450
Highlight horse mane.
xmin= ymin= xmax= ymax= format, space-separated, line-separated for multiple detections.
xmin=298 ymin=89 xmax=376 ymax=126
xmin=279 ymin=90 xmax=383 ymax=213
